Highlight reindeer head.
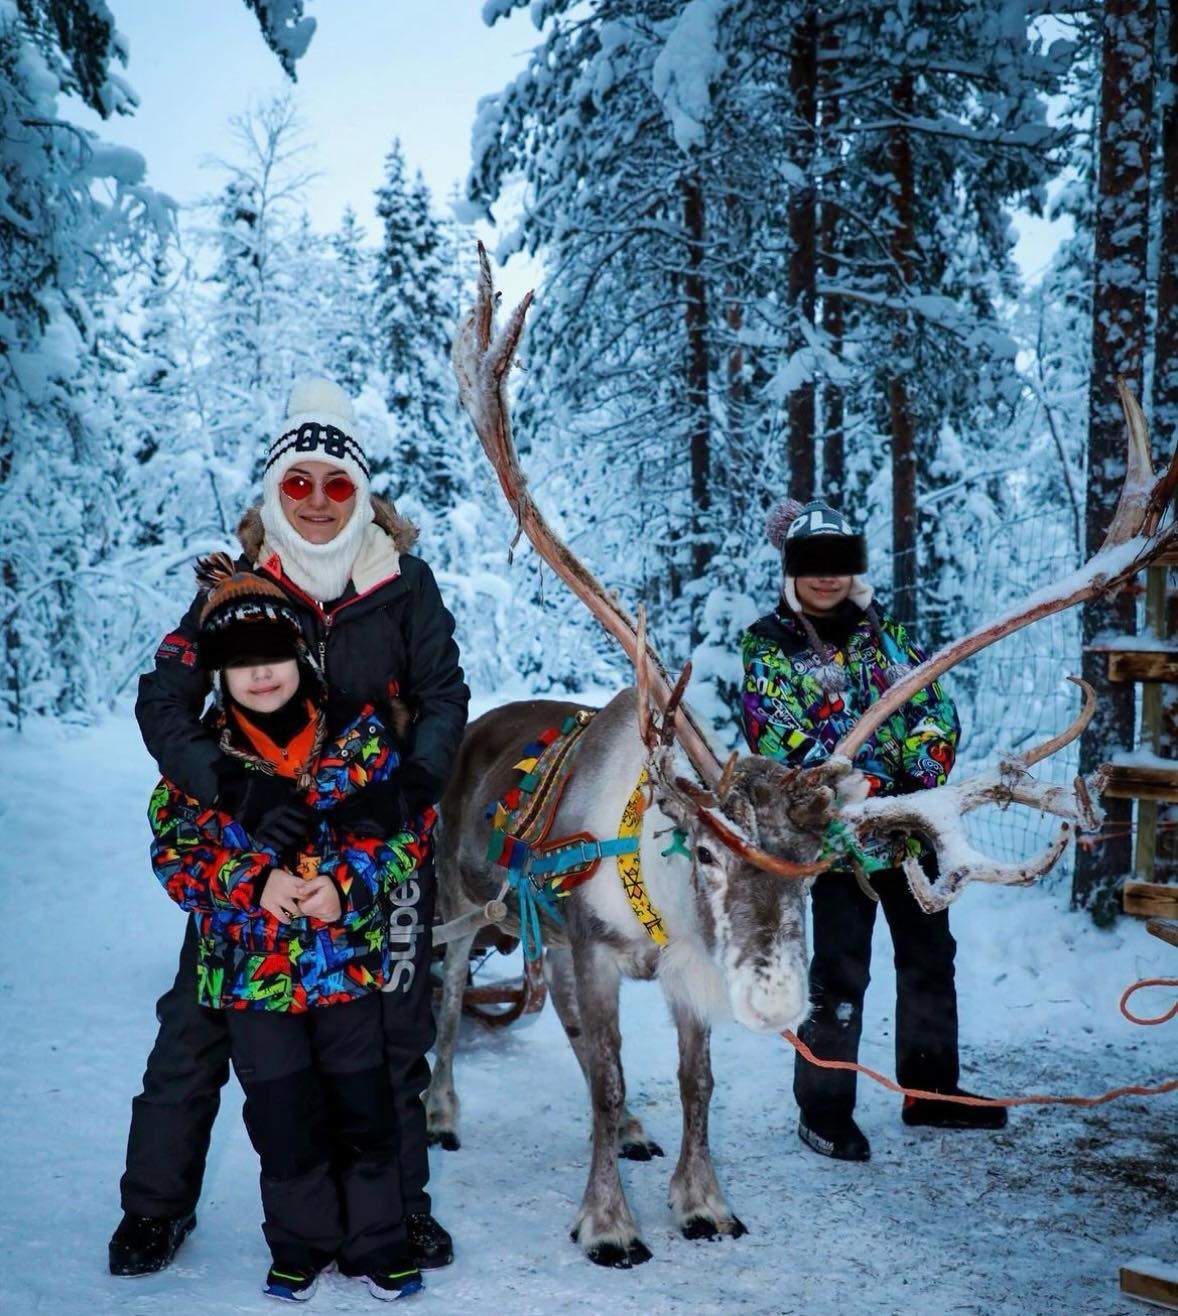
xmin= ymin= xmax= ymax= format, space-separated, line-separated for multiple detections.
xmin=648 ymin=754 xmax=856 ymax=1033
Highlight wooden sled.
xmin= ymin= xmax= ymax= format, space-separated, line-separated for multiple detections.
xmin=430 ymin=918 xmax=548 ymax=1029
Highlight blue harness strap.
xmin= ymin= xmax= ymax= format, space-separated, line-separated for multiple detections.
xmin=526 ymin=835 xmax=640 ymax=879
xmin=508 ymin=869 xmax=565 ymax=961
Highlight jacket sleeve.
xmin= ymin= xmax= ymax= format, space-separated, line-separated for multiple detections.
xmin=399 ymin=560 xmax=470 ymax=809
xmin=889 ymin=622 xmax=960 ymax=791
xmin=148 ymin=779 xmax=274 ymax=918
xmin=317 ymin=808 xmax=436 ymax=918
xmin=740 ymin=631 xmax=824 ymax=768
xmin=136 ymin=591 xmax=223 ymax=807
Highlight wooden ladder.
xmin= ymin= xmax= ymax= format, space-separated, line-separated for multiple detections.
xmin=1086 ymin=549 xmax=1178 ymax=919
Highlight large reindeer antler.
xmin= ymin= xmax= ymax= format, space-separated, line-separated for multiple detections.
xmin=452 ymin=246 xmax=829 ymax=882
xmin=834 ymin=381 xmax=1177 ymax=910
xmin=452 ymin=243 xmax=724 ymax=790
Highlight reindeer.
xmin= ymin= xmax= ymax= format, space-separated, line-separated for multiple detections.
xmin=424 ymin=246 xmax=1178 ymax=1268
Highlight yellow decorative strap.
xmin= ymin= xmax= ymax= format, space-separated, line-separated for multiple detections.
xmin=616 ymin=770 xmax=668 ymax=946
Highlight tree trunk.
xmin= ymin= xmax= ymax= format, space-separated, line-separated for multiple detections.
xmin=725 ymin=194 xmax=746 ymax=512
xmin=0 ymin=441 xmax=20 ymax=730
xmin=682 ymin=174 xmax=712 ymax=649
xmin=1151 ymin=0 xmax=1177 ymax=881
xmin=1074 ymin=0 xmax=1158 ymax=914
xmin=787 ymin=2 xmax=817 ymax=502
xmin=888 ymin=70 xmax=918 ymax=631
xmin=819 ymin=20 xmax=844 ymax=508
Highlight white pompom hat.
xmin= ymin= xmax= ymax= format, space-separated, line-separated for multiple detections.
xmin=262 ymin=377 xmax=372 ymax=503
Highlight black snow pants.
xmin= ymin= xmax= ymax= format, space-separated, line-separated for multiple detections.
xmin=793 ymin=867 xmax=959 ymax=1118
xmin=119 ymin=862 xmax=437 ymax=1220
xmin=227 ymin=994 xmax=403 ymax=1273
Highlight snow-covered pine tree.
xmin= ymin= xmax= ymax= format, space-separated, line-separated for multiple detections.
xmin=470 ymin=0 xmax=1074 ymax=685
xmin=796 ymin=1 xmax=1073 ymax=642
xmin=471 ymin=0 xmax=778 ymax=660
xmin=372 ymin=140 xmax=461 ymax=505
xmin=201 ymin=96 xmax=323 ymax=500
xmin=0 ymin=5 xmax=313 ymax=728
xmin=0 ymin=2 xmax=166 ymax=726
xmin=324 ymin=206 xmax=376 ymax=397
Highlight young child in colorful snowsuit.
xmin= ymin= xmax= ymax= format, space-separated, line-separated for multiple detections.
xmin=148 ymin=555 xmax=430 ymax=1302
xmin=740 ymin=499 xmax=1007 ymax=1162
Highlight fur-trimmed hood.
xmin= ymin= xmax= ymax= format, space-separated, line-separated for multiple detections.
xmin=236 ymin=496 xmax=419 ymax=565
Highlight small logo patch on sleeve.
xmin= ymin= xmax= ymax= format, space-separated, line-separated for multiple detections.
xmin=156 ymin=632 xmax=198 ymax=668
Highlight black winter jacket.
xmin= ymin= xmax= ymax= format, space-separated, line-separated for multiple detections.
xmin=137 ymin=499 xmax=469 ymax=814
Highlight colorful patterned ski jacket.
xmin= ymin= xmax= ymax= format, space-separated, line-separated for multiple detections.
xmin=740 ymin=601 xmax=959 ymax=867
xmin=150 ymin=706 xmax=434 ymax=1012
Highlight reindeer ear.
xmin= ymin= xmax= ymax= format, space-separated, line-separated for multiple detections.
xmin=651 ymin=786 xmax=693 ymax=827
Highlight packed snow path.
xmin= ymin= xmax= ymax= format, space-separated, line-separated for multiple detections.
xmin=0 ymin=713 xmax=1173 ymax=1315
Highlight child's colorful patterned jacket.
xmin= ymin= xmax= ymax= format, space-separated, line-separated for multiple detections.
xmin=740 ymin=601 xmax=959 ymax=867
xmin=150 ymin=706 xmax=434 ymax=1012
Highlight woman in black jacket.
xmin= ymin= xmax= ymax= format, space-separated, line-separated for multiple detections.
xmin=110 ymin=379 xmax=469 ymax=1279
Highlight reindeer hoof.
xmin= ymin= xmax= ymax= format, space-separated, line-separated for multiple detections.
xmin=574 ymin=1234 xmax=652 ymax=1268
xmin=426 ymin=1130 xmax=460 ymax=1151
xmin=619 ymin=1137 xmax=664 ymax=1161
xmin=681 ymin=1214 xmax=748 ymax=1241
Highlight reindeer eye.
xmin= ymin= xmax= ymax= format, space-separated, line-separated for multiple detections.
xmin=695 ymin=845 xmax=716 ymax=867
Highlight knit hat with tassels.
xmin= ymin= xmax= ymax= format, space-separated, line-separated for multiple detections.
xmin=195 ymin=553 xmax=306 ymax=671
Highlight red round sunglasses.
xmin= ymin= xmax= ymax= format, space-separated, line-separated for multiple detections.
xmin=279 ymin=472 xmax=356 ymax=503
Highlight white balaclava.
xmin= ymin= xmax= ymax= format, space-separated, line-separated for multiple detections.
xmin=259 ymin=378 xmax=376 ymax=603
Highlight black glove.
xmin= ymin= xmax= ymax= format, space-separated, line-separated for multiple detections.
xmin=213 ymin=759 xmax=253 ymax=815
xmin=252 ymin=798 xmax=318 ymax=859
xmin=331 ymin=777 xmax=410 ymax=837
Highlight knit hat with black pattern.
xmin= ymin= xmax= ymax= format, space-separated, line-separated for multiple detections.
xmin=194 ymin=552 xmax=306 ymax=671
xmin=765 ymin=498 xmax=905 ymax=691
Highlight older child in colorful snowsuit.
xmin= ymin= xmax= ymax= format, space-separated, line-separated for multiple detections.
xmin=149 ymin=557 xmax=430 ymax=1301
xmin=740 ymin=499 xmax=1006 ymax=1162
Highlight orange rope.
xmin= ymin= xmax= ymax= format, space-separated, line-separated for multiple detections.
xmin=781 ymin=1027 xmax=1178 ymax=1109
xmin=1119 ymin=976 xmax=1178 ymax=1026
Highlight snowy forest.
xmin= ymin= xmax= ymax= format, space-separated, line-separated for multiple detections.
xmin=1 ymin=4 xmax=1177 ymax=1315
xmin=0 ymin=3 xmax=1175 ymax=899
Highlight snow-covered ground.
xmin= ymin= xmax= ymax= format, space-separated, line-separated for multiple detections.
xmin=0 ymin=711 xmax=1174 ymax=1315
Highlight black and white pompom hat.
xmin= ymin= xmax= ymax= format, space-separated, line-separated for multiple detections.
xmin=262 ymin=378 xmax=372 ymax=505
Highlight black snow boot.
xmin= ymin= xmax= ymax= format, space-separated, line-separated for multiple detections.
xmin=902 ymin=1090 xmax=1008 ymax=1130
xmin=797 ymin=1112 xmax=871 ymax=1162
xmin=108 ymin=1211 xmax=196 ymax=1276
xmin=407 ymin=1213 xmax=453 ymax=1269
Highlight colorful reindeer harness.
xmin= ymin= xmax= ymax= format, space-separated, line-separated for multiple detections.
xmin=485 ymin=711 xmax=668 ymax=956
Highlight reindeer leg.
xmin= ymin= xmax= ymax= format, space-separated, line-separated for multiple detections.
xmin=569 ymin=939 xmax=651 ymax=1268
xmin=424 ymin=928 xmax=475 ymax=1151
xmin=667 ymin=998 xmax=747 ymax=1242
xmin=545 ymin=947 xmax=663 ymax=1162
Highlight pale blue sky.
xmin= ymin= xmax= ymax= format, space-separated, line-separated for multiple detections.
xmin=68 ymin=0 xmax=543 ymax=302
xmin=67 ymin=0 xmax=1066 ymax=301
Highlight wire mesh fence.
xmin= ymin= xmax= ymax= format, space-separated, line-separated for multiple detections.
xmin=883 ymin=507 xmax=1089 ymax=876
